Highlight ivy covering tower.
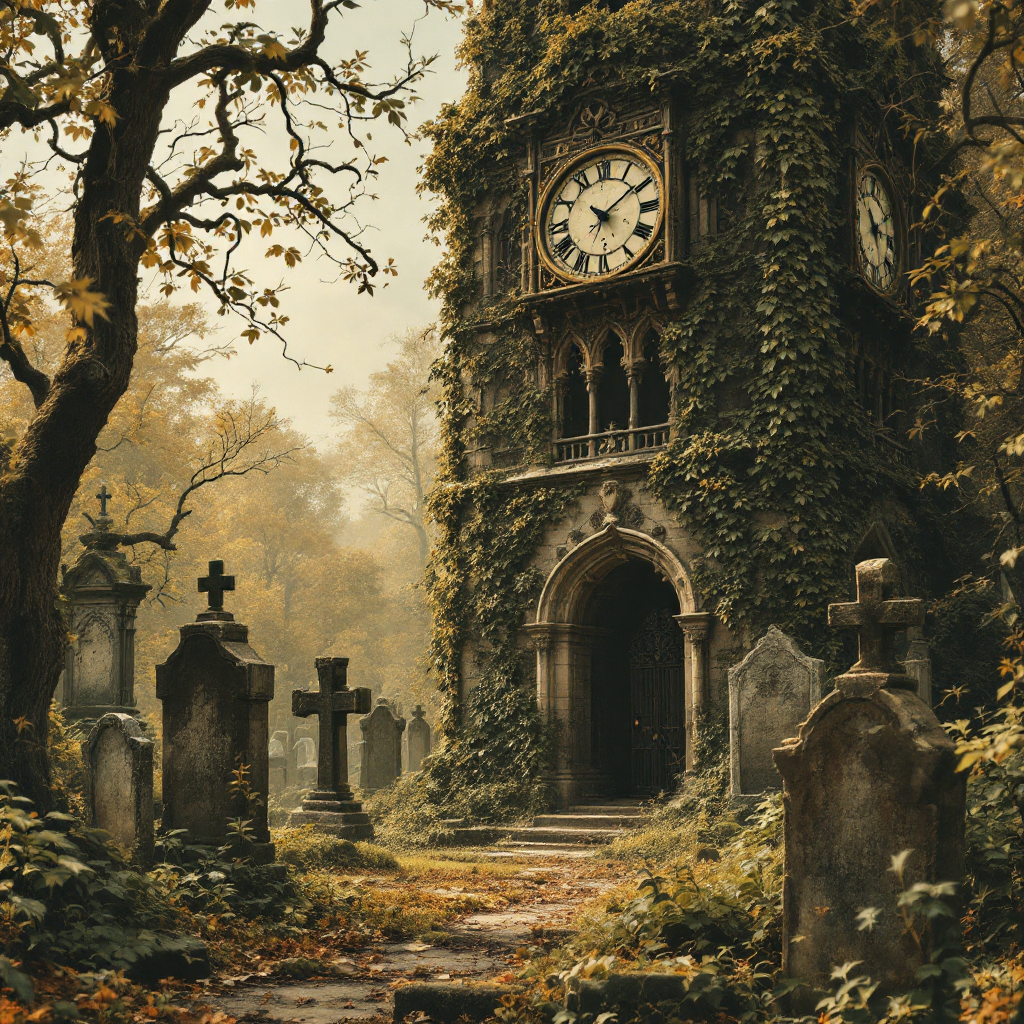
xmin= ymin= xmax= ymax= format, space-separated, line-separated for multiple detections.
xmin=422 ymin=0 xmax=950 ymax=814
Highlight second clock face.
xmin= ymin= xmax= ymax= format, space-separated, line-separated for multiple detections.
xmin=856 ymin=168 xmax=899 ymax=293
xmin=541 ymin=147 xmax=663 ymax=281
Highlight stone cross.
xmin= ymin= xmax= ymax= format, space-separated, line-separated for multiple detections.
xmin=198 ymin=559 xmax=235 ymax=613
xmin=292 ymin=657 xmax=371 ymax=809
xmin=96 ymin=483 xmax=111 ymax=517
xmin=828 ymin=558 xmax=923 ymax=685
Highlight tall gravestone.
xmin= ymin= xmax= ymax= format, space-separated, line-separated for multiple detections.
xmin=288 ymin=657 xmax=373 ymax=838
xmin=774 ymin=559 xmax=965 ymax=1007
xmin=156 ymin=561 xmax=276 ymax=863
xmin=83 ymin=712 xmax=154 ymax=865
xmin=359 ymin=698 xmax=406 ymax=793
xmin=728 ymin=626 xmax=823 ymax=799
xmin=407 ymin=705 xmax=432 ymax=771
xmin=60 ymin=485 xmax=150 ymax=727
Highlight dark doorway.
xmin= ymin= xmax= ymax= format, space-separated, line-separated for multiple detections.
xmin=561 ymin=344 xmax=590 ymax=438
xmin=588 ymin=560 xmax=685 ymax=796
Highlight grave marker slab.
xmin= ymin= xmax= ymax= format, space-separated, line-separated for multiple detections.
xmin=359 ymin=698 xmax=405 ymax=793
xmin=407 ymin=705 xmax=432 ymax=771
xmin=83 ymin=712 xmax=154 ymax=865
xmin=728 ymin=626 xmax=823 ymax=798
xmin=156 ymin=561 xmax=275 ymax=862
xmin=774 ymin=559 xmax=965 ymax=1008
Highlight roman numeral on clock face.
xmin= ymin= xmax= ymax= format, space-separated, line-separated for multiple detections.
xmin=553 ymin=235 xmax=575 ymax=260
xmin=639 ymin=198 xmax=659 ymax=214
xmin=633 ymin=220 xmax=653 ymax=241
xmin=573 ymin=250 xmax=590 ymax=274
xmin=597 ymin=161 xmax=612 ymax=180
xmin=597 ymin=254 xmax=610 ymax=274
xmin=550 ymin=219 xmax=569 ymax=236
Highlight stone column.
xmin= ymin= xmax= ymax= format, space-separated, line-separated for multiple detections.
xmin=585 ymin=367 xmax=602 ymax=453
xmin=774 ymin=559 xmax=964 ymax=1008
xmin=525 ymin=621 xmax=608 ymax=808
xmin=156 ymin=561 xmax=276 ymax=863
xmin=675 ymin=612 xmax=712 ymax=770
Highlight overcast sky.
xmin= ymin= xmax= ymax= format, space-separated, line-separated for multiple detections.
xmin=174 ymin=1 xmax=468 ymax=442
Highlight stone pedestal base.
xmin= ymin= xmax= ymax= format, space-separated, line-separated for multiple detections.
xmin=244 ymin=841 xmax=277 ymax=865
xmin=286 ymin=808 xmax=374 ymax=840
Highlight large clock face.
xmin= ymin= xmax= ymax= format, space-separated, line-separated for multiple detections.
xmin=540 ymin=146 xmax=663 ymax=281
xmin=856 ymin=168 xmax=899 ymax=293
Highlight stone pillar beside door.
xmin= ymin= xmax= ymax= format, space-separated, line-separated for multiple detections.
xmin=526 ymin=622 xmax=609 ymax=809
xmin=675 ymin=612 xmax=712 ymax=771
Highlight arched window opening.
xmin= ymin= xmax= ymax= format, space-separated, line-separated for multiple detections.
xmin=562 ymin=344 xmax=590 ymax=439
xmin=600 ymin=335 xmax=631 ymax=433
xmin=638 ymin=334 xmax=671 ymax=427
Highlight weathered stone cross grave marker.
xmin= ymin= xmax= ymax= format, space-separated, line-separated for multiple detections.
xmin=288 ymin=657 xmax=373 ymax=839
xmin=827 ymin=557 xmax=923 ymax=684
xmin=198 ymin=559 xmax=235 ymax=614
xmin=95 ymin=482 xmax=112 ymax=517
xmin=774 ymin=559 xmax=965 ymax=1007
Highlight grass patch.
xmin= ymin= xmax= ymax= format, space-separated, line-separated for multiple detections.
xmin=273 ymin=826 xmax=399 ymax=872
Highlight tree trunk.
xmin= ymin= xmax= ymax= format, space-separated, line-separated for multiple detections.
xmin=0 ymin=51 xmax=170 ymax=811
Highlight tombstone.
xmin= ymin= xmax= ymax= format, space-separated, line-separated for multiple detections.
xmin=156 ymin=561 xmax=276 ymax=863
xmin=287 ymin=657 xmax=373 ymax=838
xmin=774 ymin=559 xmax=965 ymax=1008
xmin=902 ymin=628 xmax=933 ymax=706
xmin=728 ymin=626 xmax=823 ymax=799
xmin=406 ymin=705 xmax=432 ymax=771
xmin=359 ymin=698 xmax=406 ymax=793
xmin=60 ymin=485 xmax=151 ymax=727
xmin=82 ymin=713 xmax=154 ymax=865
xmin=269 ymin=731 xmax=288 ymax=793
xmin=294 ymin=735 xmax=317 ymax=787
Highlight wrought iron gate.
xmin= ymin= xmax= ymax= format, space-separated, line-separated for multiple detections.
xmin=629 ymin=608 xmax=686 ymax=794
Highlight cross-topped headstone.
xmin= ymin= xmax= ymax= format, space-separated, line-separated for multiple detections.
xmin=96 ymin=483 xmax=112 ymax=517
xmin=292 ymin=657 xmax=371 ymax=810
xmin=198 ymin=560 xmax=235 ymax=619
xmin=828 ymin=558 xmax=924 ymax=688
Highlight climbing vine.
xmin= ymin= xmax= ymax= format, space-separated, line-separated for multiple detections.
xmin=420 ymin=0 xmax=947 ymax=812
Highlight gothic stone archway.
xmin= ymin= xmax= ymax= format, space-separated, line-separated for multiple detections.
xmin=525 ymin=525 xmax=710 ymax=808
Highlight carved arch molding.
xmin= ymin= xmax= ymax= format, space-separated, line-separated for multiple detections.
xmin=553 ymin=311 xmax=668 ymax=377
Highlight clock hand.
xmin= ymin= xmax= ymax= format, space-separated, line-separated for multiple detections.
xmin=590 ymin=204 xmax=610 ymax=223
xmin=603 ymin=185 xmax=634 ymax=216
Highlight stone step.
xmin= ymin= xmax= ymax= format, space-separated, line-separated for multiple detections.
xmin=485 ymin=843 xmax=597 ymax=859
xmin=532 ymin=814 xmax=641 ymax=829
xmin=500 ymin=826 xmax=623 ymax=846
xmin=571 ymin=803 xmax=645 ymax=815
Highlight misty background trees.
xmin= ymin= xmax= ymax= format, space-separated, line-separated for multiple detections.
xmin=0 ymin=287 xmax=442 ymax=735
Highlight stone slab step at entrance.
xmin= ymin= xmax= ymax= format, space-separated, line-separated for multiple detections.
xmin=533 ymin=813 xmax=640 ymax=829
xmin=498 ymin=800 xmax=649 ymax=851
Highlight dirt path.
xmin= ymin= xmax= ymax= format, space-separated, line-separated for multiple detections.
xmin=204 ymin=855 xmax=620 ymax=1024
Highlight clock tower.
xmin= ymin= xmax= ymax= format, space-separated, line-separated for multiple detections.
xmin=423 ymin=0 xmax=940 ymax=811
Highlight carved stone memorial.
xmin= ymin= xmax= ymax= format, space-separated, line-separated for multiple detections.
xmin=728 ymin=626 xmax=823 ymax=798
xmin=359 ymin=698 xmax=406 ymax=793
xmin=156 ymin=561 xmax=276 ymax=863
xmin=407 ymin=705 xmax=432 ymax=771
xmin=774 ymin=559 xmax=965 ymax=1007
xmin=83 ymin=712 xmax=154 ymax=865
xmin=288 ymin=657 xmax=373 ymax=839
xmin=60 ymin=485 xmax=150 ymax=726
